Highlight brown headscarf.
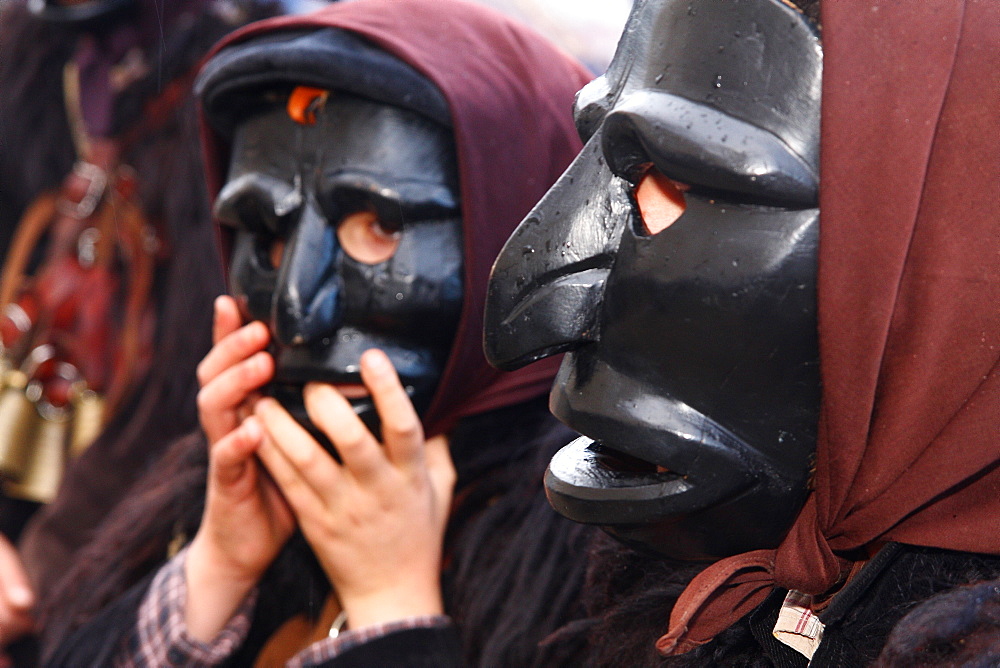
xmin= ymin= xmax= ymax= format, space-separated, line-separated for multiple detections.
xmin=198 ymin=0 xmax=592 ymax=438
xmin=660 ymin=0 xmax=1000 ymax=654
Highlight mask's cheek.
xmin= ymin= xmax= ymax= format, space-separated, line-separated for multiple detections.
xmin=341 ymin=219 xmax=463 ymax=346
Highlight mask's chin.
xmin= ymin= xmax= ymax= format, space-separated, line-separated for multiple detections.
xmin=267 ymin=337 xmax=445 ymax=443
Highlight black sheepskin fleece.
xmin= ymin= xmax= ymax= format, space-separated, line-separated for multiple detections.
xmin=551 ymin=536 xmax=1000 ymax=667
xmin=43 ymin=397 xmax=597 ymax=667
xmin=875 ymin=577 xmax=1000 ymax=667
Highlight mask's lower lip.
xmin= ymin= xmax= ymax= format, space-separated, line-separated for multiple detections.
xmin=546 ymin=435 xmax=689 ymax=500
xmin=546 ymin=435 xmax=751 ymax=527
xmin=545 ymin=433 xmax=756 ymax=528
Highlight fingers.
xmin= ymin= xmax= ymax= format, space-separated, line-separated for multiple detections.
xmin=257 ymin=349 xmax=425 ymax=494
xmin=0 ymin=538 xmax=32 ymax=612
xmin=254 ymin=398 xmax=342 ymax=503
xmin=198 ymin=350 xmax=273 ymax=417
xmin=198 ymin=297 xmax=273 ymax=444
xmin=211 ymin=295 xmax=243 ymax=346
xmin=197 ymin=320 xmax=271 ymax=389
xmin=0 ymin=536 xmax=33 ymax=645
xmin=210 ymin=416 xmax=264 ymax=488
xmin=197 ymin=347 xmax=273 ymax=445
xmin=358 ymin=349 xmax=423 ymax=467
xmin=424 ymin=434 xmax=456 ymax=517
xmin=302 ymin=384 xmax=384 ymax=480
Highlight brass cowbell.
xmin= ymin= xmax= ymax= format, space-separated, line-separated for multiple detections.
xmin=4 ymin=402 xmax=69 ymax=504
xmin=0 ymin=369 xmax=41 ymax=481
xmin=69 ymin=384 xmax=104 ymax=459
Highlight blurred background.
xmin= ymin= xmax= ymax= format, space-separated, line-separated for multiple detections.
xmin=471 ymin=0 xmax=632 ymax=73
xmin=285 ymin=0 xmax=633 ymax=73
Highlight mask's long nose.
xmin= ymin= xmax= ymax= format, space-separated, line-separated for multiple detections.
xmin=272 ymin=196 xmax=343 ymax=346
xmin=485 ymin=137 xmax=630 ymax=370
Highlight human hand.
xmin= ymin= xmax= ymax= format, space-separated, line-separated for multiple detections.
xmin=254 ymin=348 xmax=456 ymax=630
xmin=196 ymin=295 xmax=272 ymax=446
xmin=0 ymin=533 xmax=34 ymax=659
xmin=185 ymin=296 xmax=294 ymax=641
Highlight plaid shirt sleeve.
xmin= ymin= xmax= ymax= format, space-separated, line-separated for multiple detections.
xmin=114 ymin=546 xmax=259 ymax=667
xmin=772 ymin=589 xmax=825 ymax=662
xmin=288 ymin=615 xmax=453 ymax=667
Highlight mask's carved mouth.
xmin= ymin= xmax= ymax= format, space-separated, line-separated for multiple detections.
xmin=545 ymin=436 xmax=696 ymax=525
xmin=329 ymin=383 xmax=369 ymax=399
xmin=267 ymin=381 xmax=380 ymax=452
xmin=591 ymin=441 xmax=674 ymax=476
xmin=544 ymin=428 xmax=770 ymax=532
xmin=269 ymin=371 xmax=413 ymax=407
xmin=271 ymin=341 xmax=437 ymax=410
xmin=269 ymin=376 xmax=372 ymax=406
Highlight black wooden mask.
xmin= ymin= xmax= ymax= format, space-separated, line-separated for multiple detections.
xmin=485 ymin=0 xmax=822 ymax=560
xmin=218 ymin=92 xmax=462 ymax=436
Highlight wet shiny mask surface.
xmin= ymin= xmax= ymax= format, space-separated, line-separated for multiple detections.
xmin=217 ymin=94 xmax=463 ymax=432
xmin=485 ymin=0 xmax=821 ymax=560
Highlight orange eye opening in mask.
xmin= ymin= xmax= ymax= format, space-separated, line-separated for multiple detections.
xmin=634 ymin=166 xmax=688 ymax=235
xmin=287 ymin=86 xmax=330 ymax=125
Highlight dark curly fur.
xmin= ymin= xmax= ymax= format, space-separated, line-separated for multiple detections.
xmin=39 ymin=431 xmax=210 ymax=661
xmin=876 ymin=579 xmax=1000 ymax=667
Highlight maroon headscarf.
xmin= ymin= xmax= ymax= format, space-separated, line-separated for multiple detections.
xmin=198 ymin=0 xmax=592 ymax=437
xmin=660 ymin=0 xmax=1000 ymax=654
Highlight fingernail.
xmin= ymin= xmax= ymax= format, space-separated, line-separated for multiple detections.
xmin=8 ymin=586 xmax=33 ymax=608
xmin=247 ymin=321 xmax=268 ymax=342
xmin=362 ymin=348 xmax=389 ymax=371
xmin=252 ymin=351 xmax=270 ymax=370
xmin=242 ymin=416 xmax=262 ymax=440
xmin=303 ymin=382 xmax=329 ymax=400
xmin=253 ymin=397 xmax=275 ymax=415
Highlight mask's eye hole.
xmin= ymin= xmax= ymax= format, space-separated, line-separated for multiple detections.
xmin=633 ymin=166 xmax=688 ymax=236
xmin=337 ymin=209 xmax=402 ymax=265
xmin=268 ymin=238 xmax=285 ymax=269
